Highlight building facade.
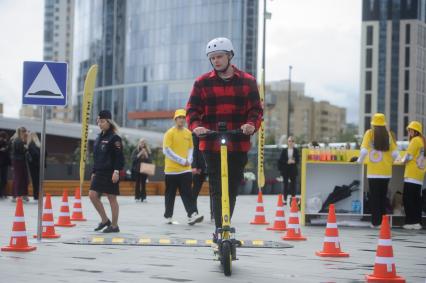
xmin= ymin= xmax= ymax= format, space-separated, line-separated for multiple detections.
xmin=72 ymin=0 xmax=259 ymax=130
xmin=265 ymin=80 xmax=346 ymax=144
xmin=359 ymin=0 xmax=426 ymax=139
xmin=21 ymin=0 xmax=75 ymax=121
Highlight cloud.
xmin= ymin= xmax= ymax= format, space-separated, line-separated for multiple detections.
xmin=0 ymin=0 xmax=43 ymax=117
xmin=262 ymin=0 xmax=361 ymax=123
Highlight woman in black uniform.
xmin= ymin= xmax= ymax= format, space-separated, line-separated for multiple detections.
xmin=89 ymin=110 xmax=124 ymax=233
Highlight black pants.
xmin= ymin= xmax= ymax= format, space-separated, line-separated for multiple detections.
xmin=134 ymin=173 xmax=148 ymax=200
xmin=368 ymin=178 xmax=389 ymax=226
xmin=403 ymin=182 xmax=422 ymax=225
xmin=282 ymin=175 xmax=296 ymax=201
xmin=192 ymin=173 xmax=206 ymax=213
xmin=164 ymin=172 xmax=196 ymax=218
xmin=0 ymin=165 xmax=8 ymax=197
xmin=28 ymin=164 xmax=40 ymax=200
xmin=203 ymin=151 xmax=248 ymax=229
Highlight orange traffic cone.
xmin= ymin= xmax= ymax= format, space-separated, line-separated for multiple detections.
xmin=1 ymin=198 xmax=36 ymax=252
xmin=365 ymin=215 xmax=405 ymax=282
xmin=250 ymin=190 xmax=269 ymax=225
xmin=315 ymin=204 xmax=348 ymax=257
xmin=282 ymin=197 xmax=306 ymax=241
xmin=33 ymin=194 xmax=60 ymax=239
xmin=55 ymin=190 xmax=76 ymax=227
xmin=267 ymin=194 xmax=287 ymax=231
xmin=71 ymin=188 xmax=86 ymax=221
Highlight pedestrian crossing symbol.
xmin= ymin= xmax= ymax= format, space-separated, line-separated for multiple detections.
xmin=22 ymin=61 xmax=68 ymax=106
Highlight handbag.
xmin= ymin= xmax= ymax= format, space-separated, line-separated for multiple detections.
xmin=140 ymin=162 xmax=155 ymax=176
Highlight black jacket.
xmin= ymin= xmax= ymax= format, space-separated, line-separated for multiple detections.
xmin=92 ymin=129 xmax=125 ymax=173
xmin=11 ymin=138 xmax=26 ymax=161
xmin=131 ymin=147 xmax=152 ymax=174
xmin=277 ymin=147 xmax=299 ymax=177
xmin=0 ymin=140 xmax=11 ymax=166
xmin=192 ymin=134 xmax=207 ymax=174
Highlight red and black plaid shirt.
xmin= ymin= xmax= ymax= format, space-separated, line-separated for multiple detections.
xmin=186 ymin=65 xmax=263 ymax=152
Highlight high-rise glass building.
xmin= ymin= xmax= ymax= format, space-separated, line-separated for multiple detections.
xmin=359 ymin=0 xmax=426 ymax=139
xmin=73 ymin=0 xmax=258 ymax=130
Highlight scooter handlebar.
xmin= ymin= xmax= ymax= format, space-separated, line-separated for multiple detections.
xmin=198 ymin=128 xmax=243 ymax=138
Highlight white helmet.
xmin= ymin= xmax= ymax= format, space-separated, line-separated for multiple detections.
xmin=205 ymin=37 xmax=234 ymax=57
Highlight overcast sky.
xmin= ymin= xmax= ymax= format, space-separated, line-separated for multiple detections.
xmin=0 ymin=0 xmax=361 ymax=123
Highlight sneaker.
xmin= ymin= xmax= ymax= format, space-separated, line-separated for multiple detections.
xmin=188 ymin=212 xmax=204 ymax=225
xmin=412 ymin=223 xmax=422 ymax=230
xmin=23 ymin=196 xmax=29 ymax=202
xmin=403 ymin=223 xmax=422 ymax=230
xmin=94 ymin=219 xmax=111 ymax=231
xmin=369 ymin=224 xmax=381 ymax=229
xmin=165 ymin=217 xmax=179 ymax=225
xmin=103 ymin=225 xmax=120 ymax=233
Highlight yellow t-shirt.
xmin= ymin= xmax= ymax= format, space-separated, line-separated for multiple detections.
xmin=404 ymin=136 xmax=425 ymax=184
xmin=163 ymin=127 xmax=193 ymax=174
xmin=361 ymin=129 xmax=397 ymax=178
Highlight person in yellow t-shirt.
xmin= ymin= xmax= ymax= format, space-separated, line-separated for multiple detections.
xmin=401 ymin=121 xmax=425 ymax=230
xmin=358 ymin=113 xmax=399 ymax=228
xmin=162 ymin=109 xmax=204 ymax=225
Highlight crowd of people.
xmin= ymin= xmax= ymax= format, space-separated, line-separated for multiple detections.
xmin=0 ymin=127 xmax=43 ymax=202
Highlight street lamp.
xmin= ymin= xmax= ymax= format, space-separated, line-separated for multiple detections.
xmin=287 ymin=65 xmax=292 ymax=138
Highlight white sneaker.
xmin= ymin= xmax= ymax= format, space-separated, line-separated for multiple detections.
xmin=165 ymin=218 xmax=179 ymax=225
xmin=404 ymin=223 xmax=422 ymax=230
xmin=188 ymin=212 xmax=204 ymax=225
xmin=412 ymin=223 xmax=422 ymax=230
xmin=369 ymin=224 xmax=380 ymax=229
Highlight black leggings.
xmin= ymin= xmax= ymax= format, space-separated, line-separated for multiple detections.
xmin=368 ymin=178 xmax=390 ymax=226
xmin=134 ymin=173 xmax=148 ymax=200
xmin=403 ymin=182 xmax=422 ymax=225
xmin=203 ymin=151 xmax=248 ymax=229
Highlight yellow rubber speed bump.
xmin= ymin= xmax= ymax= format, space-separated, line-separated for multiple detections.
xmin=252 ymin=240 xmax=264 ymax=246
xmin=205 ymin=239 xmax=213 ymax=245
xmin=139 ymin=238 xmax=151 ymax=244
xmin=185 ymin=239 xmax=198 ymax=245
xmin=159 ymin=239 xmax=171 ymax=244
xmin=112 ymin=238 xmax=124 ymax=244
xmin=91 ymin=237 xmax=104 ymax=244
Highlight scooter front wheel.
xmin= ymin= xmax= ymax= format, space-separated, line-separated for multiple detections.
xmin=221 ymin=241 xmax=232 ymax=276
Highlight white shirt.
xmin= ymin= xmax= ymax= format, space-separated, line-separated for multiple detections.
xmin=287 ymin=148 xmax=294 ymax=160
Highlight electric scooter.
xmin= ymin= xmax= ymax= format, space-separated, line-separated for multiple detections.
xmin=202 ymin=122 xmax=242 ymax=276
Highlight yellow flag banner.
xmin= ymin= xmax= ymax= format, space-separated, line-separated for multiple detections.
xmin=257 ymin=69 xmax=265 ymax=189
xmin=79 ymin=65 xmax=98 ymax=190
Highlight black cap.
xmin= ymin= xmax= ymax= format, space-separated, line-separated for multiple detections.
xmin=98 ymin=110 xmax=112 ymax=120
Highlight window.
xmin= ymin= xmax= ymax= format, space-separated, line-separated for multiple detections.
xmin=406 ymin=24 xmax=411 ymax=44
xmin=404 ymin=116 xmax=409 ymax=136
xmin=366 ymin=49 xmax=373 ymax=68
xmin=404 ymin=70 xmax=410 ymax=90
xmin=405 ymin=47 xmax=410 ymax=67
xmin=367 ymin=26 xmax=373 ymax=45
xmin=365 ymin=71 xmax=372 ymax=91
xmin=404 ymin=93 xmax=409 ymax=113
xmin=365 ymin=93 xmax=372 ymax=113
xmin=364 ymin=116 xmax=371 ymax=132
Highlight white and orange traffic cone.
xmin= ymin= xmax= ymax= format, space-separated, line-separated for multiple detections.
xmin=250 ymin=190 xmax=269 ymax=225
xmin=267 ymin=194 xmax=287 ymax=231
xmin=33 ymin=194 xmax=60 ymax=239
xmin=315 ymin=204 xmax=348 ymax=257
xmin=282 ymin=197 xmax=306 ymax=241
xmin=1 ymin=198 xmax=37 ymax=252
xmin=71 ymin=188 xmax=86 ymax=221
xmin=55 ymin=190 xmax=76 ymax=227
xmin=365 ymin=215 xmax=405 ymax=282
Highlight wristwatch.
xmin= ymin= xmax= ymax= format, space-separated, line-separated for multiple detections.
xmin=113 ymin=170 xmax=119 ymax=175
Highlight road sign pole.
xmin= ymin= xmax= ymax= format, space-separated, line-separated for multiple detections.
xmin=36 ymin=106 xmax=47 ymax=241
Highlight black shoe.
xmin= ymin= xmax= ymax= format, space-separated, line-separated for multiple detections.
xmin=94 ymin=219 xmax=111 ymax=231
xmin=103 ymin=225 xmax=120 ymax=233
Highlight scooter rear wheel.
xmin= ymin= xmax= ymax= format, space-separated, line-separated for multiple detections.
xmin=221 ymin=241 xmax=232 ymax=276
